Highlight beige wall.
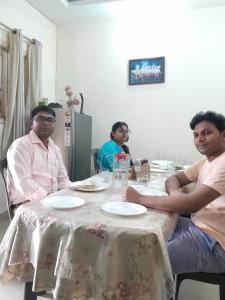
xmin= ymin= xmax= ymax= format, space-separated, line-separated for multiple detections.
xmin=56 ymin=2 xmax=225 ymax=166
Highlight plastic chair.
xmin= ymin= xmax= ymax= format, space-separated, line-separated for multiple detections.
xmin=91 ymin=148 xmax=100 ymax=174
xmin=175 ymin=215 xmax=225 ymax=300
xmin=175 ymin=272 xmax=225 ymax=300
xmin=24 ymin=282 xmax=53 ymax=300
xmin=0 ymin=158 xmax=13 ymax=221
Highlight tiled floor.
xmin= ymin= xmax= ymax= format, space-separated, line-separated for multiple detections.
xmin=0 ymin=213 xmax=219 ymax=300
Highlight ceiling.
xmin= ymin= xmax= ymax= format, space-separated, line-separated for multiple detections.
xmin=25 ymin=0 xmax=225 ymax=25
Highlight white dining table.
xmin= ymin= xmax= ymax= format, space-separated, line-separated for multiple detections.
xmin=0 ymin=175 xmax=177 ymax=300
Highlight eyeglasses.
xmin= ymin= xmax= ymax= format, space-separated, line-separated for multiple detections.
xmin=34 ymin=116 xmax=56 ymax=124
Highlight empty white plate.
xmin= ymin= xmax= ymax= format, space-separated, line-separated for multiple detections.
xmin=152 ymin=160 xmax=174 ymax=166
xmin=150 ymin=168 xmax=167 ymax=173
xmin=41 ymin=196 xmax=85 ymax=209
xmin=130 ymin=185 xmax=167 ymax=196
xmin=101 ymin=201 xmax=147 ymax=216
xmin=142 ymin=188 xmax=167 ymax=196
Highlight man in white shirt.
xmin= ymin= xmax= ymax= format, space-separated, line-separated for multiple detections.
xmin=7 ymin=106 xmax=71 ymax=207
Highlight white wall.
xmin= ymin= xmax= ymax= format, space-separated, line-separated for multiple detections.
xmin=56 ymin=8 xmax=225 ymax=298
xmin=56 ymin=1 xmax=225 ymax=166
xmin=0 ymin=0 xmax=57 ymax=101
xmin=0 ymin=0 xmax=57 ymax=213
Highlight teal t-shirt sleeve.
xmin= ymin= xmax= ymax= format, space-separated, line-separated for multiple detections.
xmin=98 ymin=140 xmax=122 ymax=171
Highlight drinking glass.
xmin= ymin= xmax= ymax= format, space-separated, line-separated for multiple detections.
xmin=133 ymin=158 xmax=142 ymax=183
xmin=99 ymin=167 xmax=111 ymax=183
xmin=141 ymin=159 xmax=150 ymax=185
xmin=98 ymin=156 xmax=111 ymax=183
xmin=134 ymin=158 xmax=150 ymax=185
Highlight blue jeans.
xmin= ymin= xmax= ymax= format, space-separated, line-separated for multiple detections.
xmin=167 ymin=217 xmax=225 ymax=274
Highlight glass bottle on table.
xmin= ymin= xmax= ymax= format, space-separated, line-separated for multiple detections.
xmin=113 ymin=153 xmax=129 ymax=187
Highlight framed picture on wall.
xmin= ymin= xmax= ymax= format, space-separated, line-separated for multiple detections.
xmin=128 ymin=56 xmax=165 ymax=85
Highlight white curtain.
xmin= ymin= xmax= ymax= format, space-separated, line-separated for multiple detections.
xmin=25 ymin=39 xmax=42 ymax=130
xmin=1 ymin=30 xmax=25 ymax=157
xmin=0 ymin=47 xmax=8 ymax=118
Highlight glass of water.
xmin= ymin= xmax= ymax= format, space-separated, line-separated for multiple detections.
xmin=134 ymin=158 xmax=142 ymax=183
xmin=99 ymin=166 xmax=111 ymax=183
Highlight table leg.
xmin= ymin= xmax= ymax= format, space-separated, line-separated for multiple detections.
xmin=24 ymin=282 xmax=37 ymax=300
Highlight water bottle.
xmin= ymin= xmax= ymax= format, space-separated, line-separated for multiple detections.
xmin=113 ymin=153 xmax=129 ymax=187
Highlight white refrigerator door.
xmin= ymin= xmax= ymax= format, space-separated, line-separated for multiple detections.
xmin=51 ymin=108 xmax=70 ymax=175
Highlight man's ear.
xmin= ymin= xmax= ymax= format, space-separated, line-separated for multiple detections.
xmin=222 ymin=130 xmax=225 ymax=140
xmin=29 ymin=120 xmax=33 ymax=129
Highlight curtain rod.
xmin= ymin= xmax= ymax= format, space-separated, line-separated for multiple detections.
xmin=0 ymin=21 xmax=35 ymax=44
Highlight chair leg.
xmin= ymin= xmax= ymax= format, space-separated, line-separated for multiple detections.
xmin=175 ymin=275 xmax=184 ymax=300
xmin=24 ymin=282 xmax=37 ymax=300
xmin=219 ymin=282 xmax=225 ymax=300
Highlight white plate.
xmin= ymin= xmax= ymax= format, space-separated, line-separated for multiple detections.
xmin=152 ymin=160 xmax=174 ymax=166
xmin=41 ymin=196 xmax=85 ymax=209
xmin=130 ymin=185 xmax=167 ymax=196
xmin=142 ymin=188 xmax=167 ymax=196
xmin=101 ymin=201 xmax=147 ymax=216
xmin=150 ymin=168 xmax=167 ymax=173
xmin=71 ymin=181 xmax=110 ymax=192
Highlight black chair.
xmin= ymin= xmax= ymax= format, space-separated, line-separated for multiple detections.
xmin=0 ymin=158 xmax=13 ymax=220
xmin=24 ymin=282 xmax=53 ymax=300
xmin=174 ymin=214 xmax=225 ymax=300
xmin=91 ymin=148 xmax=100 ymax=174
xmin=175 ymin=272 xmax=225 ymax=300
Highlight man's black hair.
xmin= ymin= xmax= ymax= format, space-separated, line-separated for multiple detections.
xmin=190 ymin=111 xmax=225 ymax=132
xmin=31 ymin=106 xmax=56 ymax=119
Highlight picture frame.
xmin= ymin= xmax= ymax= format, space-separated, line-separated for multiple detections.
xmin=128 ymin=56 xmax=165 ymax=85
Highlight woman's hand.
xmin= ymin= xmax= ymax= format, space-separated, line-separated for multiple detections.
xmin=122 ymin=186 xmax=142 ymax=204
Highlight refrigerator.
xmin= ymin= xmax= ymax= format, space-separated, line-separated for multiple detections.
xmin=51 ymin=108 xmax=92 ymax=182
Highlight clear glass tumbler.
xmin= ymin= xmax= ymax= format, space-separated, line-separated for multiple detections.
xmin=134 ymin=158 xmax=142 ymax=183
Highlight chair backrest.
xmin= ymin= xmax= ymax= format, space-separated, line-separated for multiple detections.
xmin=0 ymin=158 xmax=13 ymax=220
xmin=91 ymin=148 xmax=100 ymax=174
xmin=175 ymin=272 xmax=225 ymax=300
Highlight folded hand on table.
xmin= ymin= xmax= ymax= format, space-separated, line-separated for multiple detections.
xmin=122 ymin=186 xmax=142 ymax=204
xmin=166 ymin=189 xmax=183 ymax=197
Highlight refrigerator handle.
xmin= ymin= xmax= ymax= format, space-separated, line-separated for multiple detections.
xmin=79 ymin=93 xmax=84 ymax=114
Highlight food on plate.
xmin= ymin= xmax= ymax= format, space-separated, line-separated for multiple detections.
xmin=73 ymin=184 xmax=97 ymax=191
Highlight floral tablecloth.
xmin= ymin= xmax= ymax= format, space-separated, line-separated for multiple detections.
xmin=0 ymin=182 xmax=177 ymax=300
